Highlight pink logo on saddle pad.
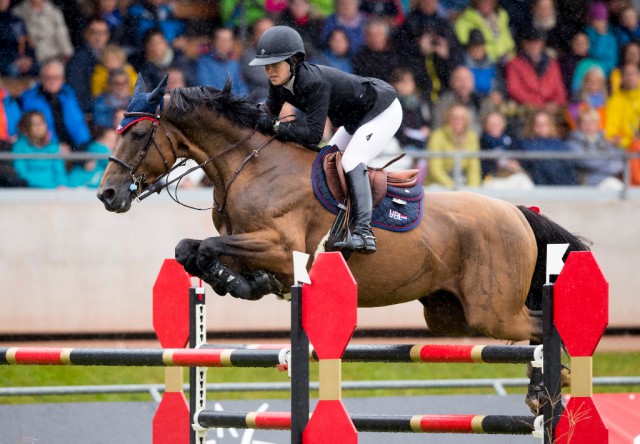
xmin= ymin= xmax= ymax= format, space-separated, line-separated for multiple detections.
xmin=388 ymin=209 xmax=408 ymax=221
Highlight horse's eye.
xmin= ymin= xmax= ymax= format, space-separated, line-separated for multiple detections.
xmin=132 ymin=131 xmax=146 ymax=140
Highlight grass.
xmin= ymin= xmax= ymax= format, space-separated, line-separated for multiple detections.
xmin=1 ymin=351 xmax=639 ymax=405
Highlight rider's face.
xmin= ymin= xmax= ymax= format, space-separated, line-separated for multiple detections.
xmin=264 ymin=61 xmax=291 ymax=86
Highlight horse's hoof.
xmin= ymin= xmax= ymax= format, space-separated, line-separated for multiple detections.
xmin=525 ymin=384 xmax=544 ymax=415
xmin=561 ymin=364 xmax=571 ymax=387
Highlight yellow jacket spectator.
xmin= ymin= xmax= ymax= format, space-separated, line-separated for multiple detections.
xmin=91 ymin=44 xmax=137 ymax=97
xmin=427 ymin=105 xmax=482 ymax=188
xmin=604 ymin=63 xmax=640 ymax=149
xmin=455 ymin=0 xmax=515 ymax=63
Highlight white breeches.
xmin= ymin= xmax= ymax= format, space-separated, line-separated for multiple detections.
xmin=328 ymin=98 xmax=403 ymax=172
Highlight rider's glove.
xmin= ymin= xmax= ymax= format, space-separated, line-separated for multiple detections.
xmin=257 ymin=113 xmax=275 ymax=134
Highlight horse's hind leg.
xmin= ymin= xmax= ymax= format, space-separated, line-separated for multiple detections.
xmin=419 ymin=291 xmax=475 ymax=336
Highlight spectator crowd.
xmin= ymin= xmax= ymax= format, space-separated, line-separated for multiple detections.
xmin=0 ymin=0 xmax=638 ymax=190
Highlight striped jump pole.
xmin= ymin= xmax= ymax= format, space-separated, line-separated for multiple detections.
xmin=554 ymin=251 xmax=609 ymax=444
xmin=302 ymin=251 xmax=358 ymax=443
xmin=317 ymin=344 xmax=540 ymax=364
xmin=196 ymin=411 xmax=536 ymax=435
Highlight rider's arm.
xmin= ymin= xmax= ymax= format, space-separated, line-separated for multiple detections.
xmin=275 ymin=80 xmax=328 ymax=146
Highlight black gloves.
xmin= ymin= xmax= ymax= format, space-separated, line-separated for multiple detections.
xmin=257 ymin=113 xmax=275 ymax=133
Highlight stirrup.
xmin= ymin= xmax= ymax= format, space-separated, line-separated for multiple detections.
xmin=334 ymin=231 xmax=377 ymax=254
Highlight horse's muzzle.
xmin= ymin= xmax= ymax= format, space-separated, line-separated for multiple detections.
xmin=96 ymin=184 xmax=133 ymax=213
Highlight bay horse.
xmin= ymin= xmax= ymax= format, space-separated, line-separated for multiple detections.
xmin=97 ymin=76 xmax=588 ymax=409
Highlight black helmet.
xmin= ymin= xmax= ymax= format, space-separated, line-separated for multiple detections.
xmin=249 ymin=26 xmax=306 ymax=66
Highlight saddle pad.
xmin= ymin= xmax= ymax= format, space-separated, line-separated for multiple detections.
xmin=312 ymin=145 xmax=424 ymax=233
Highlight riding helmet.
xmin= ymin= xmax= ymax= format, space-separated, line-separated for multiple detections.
xmin=249 ymin=26 xmax=306 ymax=66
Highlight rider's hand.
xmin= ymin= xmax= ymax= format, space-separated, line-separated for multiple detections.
xmin=257 ymin=113 xmax=275 ymax=133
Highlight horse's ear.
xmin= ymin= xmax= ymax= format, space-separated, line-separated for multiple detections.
xmin=147 ymin=75 xmax=168 ymax=106
xmin=223 ymin=76 xmax=232 ymax=95
xmin=133 ymin=74 xmax=147 ymax=97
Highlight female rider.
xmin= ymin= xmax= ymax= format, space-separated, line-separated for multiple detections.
xmin=250 ymin=25 xmax=403 ymax=254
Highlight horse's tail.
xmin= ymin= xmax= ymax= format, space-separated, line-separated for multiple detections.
xmin=517 ymin=205 xmax=592 ymax=311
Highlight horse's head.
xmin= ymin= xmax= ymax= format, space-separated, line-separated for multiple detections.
xmin=97 ymin=75 xmax=178 ymax=213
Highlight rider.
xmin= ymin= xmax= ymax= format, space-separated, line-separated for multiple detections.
xmin=249 ymin=26 xmax=402 ymax=254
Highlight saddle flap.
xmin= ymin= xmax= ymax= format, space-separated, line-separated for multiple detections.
xmin=323 ymin=151 xmax=347 ymax=203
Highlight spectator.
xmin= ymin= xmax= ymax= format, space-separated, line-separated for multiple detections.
xmin=0 ymin=0 xmax=38 ymax=77
xmin=92 ymin=68 xmax=132 ymax=127
xmin=68 ymin=126 xmax=115 ymax=188
xmin=122 ymin=0 xmax=186 ymax=49
xmin=13 ymin=0 xmax=74 ymax=63
xmin=352 ymin=19 xmax=399 ymax=82
xmin=527 ymin=0 xmax=571 ymax=55
xmin=559 ymin=32 xmax=590 ymax=93
xmin=12 ymin=111 xmax=68 ymax=188
xmin=427 ymin=104 xmax=482 ymax=187
xmin=277 ymin=0 xmax=325 ymax=60
xmin=518 ymin=110 xmax=577 ymax=185
xmin=609 ymin=41 xmax=640 ymax=94
xmin=462 ymin=28 xmax=504 ymax=97
xmin=239 ymin=17 xmax=275 ymax=103
xmin=505 ymin=28 xmax=567 ymax=111
xmin=20 ymin=59 xmax=91 ymax=153
xmin=566 ymin=65 xmax=607 ymax=130
xmin=585 ymin=2 xmax=618 ymax=76
xmin=433 ymin=65 xmax=490 ymax=134
xmin=66 ymin=18 xmax=111 ymax=114
xmin=613 ymin=5 xmax=640 ymax=47
xmin=394 ymin=0 xmax=461 ymax=102
xmin=317 ymin=28 xmax=354 ymax=73
xmin=320 ymin=0 xmax=367 ymax=57
xmin=221 ymin=0 xmax=267 ymax=32
xmin=91 ymin=44 xmax=137 ymax=97
xmin=0 ymin=81 xmax=27 ymax=187
xmin=480 ymin=110 xmax=533 ymax=189
xmin=566 ymin=108 xmax=625 ymax=189
xmin=359 ymin=0 xmax=405 ymax=25
xmin=390 ymin=67 xmax=431 ymax=150
xmin=196 ymin=28 xmax=249 ymax=96
xmin=455 ymin=0 xmax=515 ymax=63
xmin=95 ymin=0 xmax=123 ymax=39
xmin=129 ymin=28 xmax=196 ymax=89
xmin=605 ymin=63 xmax=640 ymax=149
xmin=167 ymin=66 xmax=187 ymax=90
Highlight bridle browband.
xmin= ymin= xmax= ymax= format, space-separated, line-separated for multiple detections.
xmin=108 ymin=106 xmax=277 ymax=233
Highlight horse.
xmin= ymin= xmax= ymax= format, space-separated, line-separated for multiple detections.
xmin=97 ymin=76 xmax=589 ymax=410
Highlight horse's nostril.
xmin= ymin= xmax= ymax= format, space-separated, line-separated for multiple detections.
xmin=98 ymin=187 xmax=116 ymax=204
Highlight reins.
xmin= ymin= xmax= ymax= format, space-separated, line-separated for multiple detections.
xmin=108 ymin=107 xmax=278 ymax=234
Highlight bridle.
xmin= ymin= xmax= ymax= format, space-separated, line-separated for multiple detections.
xmin=108 ymin=108 xmax=180 ymax=200
xmin=108 ymin=106 xmax=278 ymax=233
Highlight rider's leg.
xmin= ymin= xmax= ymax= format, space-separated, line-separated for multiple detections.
xmin=333 ymin=99 xmax=403 ymax=254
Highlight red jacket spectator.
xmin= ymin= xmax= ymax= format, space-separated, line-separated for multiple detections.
xmin=505 ymin=28 xmax=567 ymax=108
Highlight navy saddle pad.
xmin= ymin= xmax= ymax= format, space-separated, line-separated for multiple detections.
xmin=311 ymin=145 xmax=423 ymax=233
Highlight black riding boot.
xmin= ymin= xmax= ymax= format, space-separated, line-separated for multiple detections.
xmin=334 ymin=163 xmax=376 ymax=254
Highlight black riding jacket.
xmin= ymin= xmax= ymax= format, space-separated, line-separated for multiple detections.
xmin=265 ymin=62 xmax=397 ymax=146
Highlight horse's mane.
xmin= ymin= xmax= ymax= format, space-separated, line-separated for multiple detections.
xmin=168 ymin=79 xmax=262 ymax=129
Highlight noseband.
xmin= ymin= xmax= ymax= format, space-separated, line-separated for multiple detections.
xmin=109 ymin=109 xmax=181 ymax=199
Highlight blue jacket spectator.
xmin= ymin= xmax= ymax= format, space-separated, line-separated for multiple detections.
xmin=320 ymin=0 xmax=366 ymax=57
xmin=68 ymin=127 xmax=114 ymax=188
xmin=123 ymin=0 xmax=186 ymax=48
xmin=0 ymin=0 xmax=38 ymax=77
xmin=1 ymin=89 xmax=22 ymax=140
xmin=462 ymin=29 xmax=503 ymax=97
xmin=20 ymin=60 xmax=91 ymax=151
xmin=613 ymin=6 xmax=640 ymax=48
xmin=92 ymin=69 xmax=132 ymax=127
xmin=65 ymin=19 xmax=111 ymax=113
xmin=585 ymin=3 xmax=618 ymax=76
xmin=196 ymin=28 xmax=248 ymax=96
xmin=12 ymin=111 xmax=68 ymax=189
xmin=519 ymin=111 xmax=577 ymax=186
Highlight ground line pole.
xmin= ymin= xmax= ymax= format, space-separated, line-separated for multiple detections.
xmin=290 ymin=284 xmax=309 ymax=444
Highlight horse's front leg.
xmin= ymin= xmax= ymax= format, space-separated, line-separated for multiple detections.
xmin=175 ymin=234 xmax=288 ymax=300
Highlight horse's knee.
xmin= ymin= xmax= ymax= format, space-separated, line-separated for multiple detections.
xmin=175 ymin=238 xmax=203 ymax=275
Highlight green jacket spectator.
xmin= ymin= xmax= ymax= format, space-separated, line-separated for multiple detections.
xmin=455 ymin=4 xmax=515 ymax=63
